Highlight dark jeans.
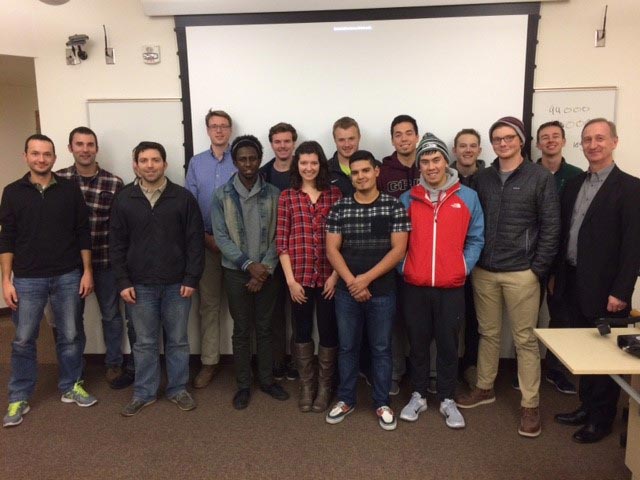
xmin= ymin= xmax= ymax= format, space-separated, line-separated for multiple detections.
xmin=335 ymin=289 xmax=395 ymax=409
xmin=90 ymin=268 xmax=125 ymax=367
xmin=404 ymin=284 xmax=464 ymax=401
xmin=565 ymin=265 xmax=621 ymax=427
xmin=224 ymin=268 xmax=278 ymax=389
xmin=292 ymin=286 xmax=337 ymax=348
xmin=461 ymin=277 xmax=479 ymax=369
xmin=270 ymin=265 xmax=291 ymax=366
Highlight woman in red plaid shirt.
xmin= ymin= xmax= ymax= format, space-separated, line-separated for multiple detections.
xmin=276 ymin=141 xmax=342 ymax=413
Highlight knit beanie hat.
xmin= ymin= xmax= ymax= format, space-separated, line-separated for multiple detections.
xmin=231 ymin=134 xmax=263 ymax=160
xmin=489 ymin=116 xmax=526 ymax=144
xmin=416 ymin=132 xmax=450 ymax=166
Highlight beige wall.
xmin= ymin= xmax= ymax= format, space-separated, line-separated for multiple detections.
xmin=1 ymin=0 xmax=179 ymax=170
xmin=0 ymin=69 xmax=38 ymax=310
xmin=537 ymin=0 xmax=640 ymax=177
xmin=0 ymin=82 xmax=38 ymax=192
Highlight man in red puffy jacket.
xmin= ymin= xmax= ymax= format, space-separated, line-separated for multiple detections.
xmin=398 ymin=133 xmax=484 ymax=429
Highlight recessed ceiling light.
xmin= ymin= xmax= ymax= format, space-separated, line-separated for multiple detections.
xmin=39 ymin=0 xmax=71 ymax=5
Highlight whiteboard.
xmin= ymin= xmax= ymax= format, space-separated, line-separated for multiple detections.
xmin=87 ymin=98 xmax=185 ymax=185
xmin=532 ymin=87 xmax=617 ymax=170
xmin=185 ymin=14 xmax=529 ymax=162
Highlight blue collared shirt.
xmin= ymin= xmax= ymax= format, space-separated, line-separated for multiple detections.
xmin=185 ymin=146 xmax=236 ymax=233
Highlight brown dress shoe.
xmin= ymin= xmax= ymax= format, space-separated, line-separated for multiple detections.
xmin=106 ymin=366 xmax=123 ymax=384
xmin=518 ymin=406 xmax=542 ymax=438
xmin=455 ymin=387 xmax=495 ymax=409
xmin=193 ymin=364 xmax=218 ymax=389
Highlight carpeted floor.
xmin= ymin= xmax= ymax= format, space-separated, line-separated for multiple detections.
xmin=0 ymin=356 xmax=631 ymax=480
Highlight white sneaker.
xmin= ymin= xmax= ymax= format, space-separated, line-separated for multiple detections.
xmin=440 ymin=398 xmax=465 ymax=429
xmin=400 ymin=392 xmax=427 ymax=422
xmin=376 ymin=405 xmax=397 ymax=431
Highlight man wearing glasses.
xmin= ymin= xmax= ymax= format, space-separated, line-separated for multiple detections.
xmin=456 ymin=117 xmax=560 ymax=438
xmin=186 ymin=109 xmax=237 ymax=389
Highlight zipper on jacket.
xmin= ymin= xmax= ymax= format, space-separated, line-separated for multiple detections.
xmin=429 ymin=187 xmax=457 ymax=286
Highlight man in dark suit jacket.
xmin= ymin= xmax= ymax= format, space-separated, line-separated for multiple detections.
xmin=553 ymin=118 xmax=640 ymax=443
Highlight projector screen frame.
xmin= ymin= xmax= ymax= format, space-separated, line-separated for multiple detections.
xmin=174 ymin=3 xmax=540 ymax=169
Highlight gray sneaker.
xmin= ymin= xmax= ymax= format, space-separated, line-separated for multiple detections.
xmin=440 ymin=398 xmax=466 ymax=429
xmin=61 ymin=381 xmax=97 ymax=407
xmin=3 ymin=401 xmax=30 ymax=428
xmin=169 ymin=390 xmax=197 ymax=411
xmin=121 ymin=398 xmax=156 ymax=417
xmin=400 ymin=392 xmax=427 ymax=422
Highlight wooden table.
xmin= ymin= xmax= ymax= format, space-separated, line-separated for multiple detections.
xmin=535 ymin=328 xmax=640 ymax=479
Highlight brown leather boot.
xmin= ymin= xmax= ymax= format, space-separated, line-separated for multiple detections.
xmin=294 ymin=342 xmax=315 ymax=412
xmin=312 ymin=346 xmax=337 ymax=413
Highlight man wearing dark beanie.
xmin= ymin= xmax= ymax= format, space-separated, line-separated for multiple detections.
xmin=456 ymin=116 xmax=560 ymax=438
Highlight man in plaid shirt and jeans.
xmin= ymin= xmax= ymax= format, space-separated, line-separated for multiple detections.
xmin=57 ymin=126 xmax=133 ymax=388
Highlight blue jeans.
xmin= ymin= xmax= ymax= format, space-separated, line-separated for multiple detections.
xmin=335 ymin=289 xmax=395 ymax=409
xmin=90 ymin=268 xmax=124 ymax=367
xmin=128 ymin=283 xmax=191 ymax=402
xmin=8 ymin=269 xmax=83 ymax=402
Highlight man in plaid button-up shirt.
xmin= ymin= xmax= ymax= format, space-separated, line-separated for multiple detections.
xmin=57 ymin=127 xmax=132 ymax=389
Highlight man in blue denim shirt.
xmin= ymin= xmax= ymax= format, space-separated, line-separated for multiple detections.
xmin=186 ymin=109 xmax=237 ymax=390
xmin=211 ymin=135 xmax=289 ymax=410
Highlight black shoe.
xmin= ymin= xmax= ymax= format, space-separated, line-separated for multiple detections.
xmin=260 ymin=383 xmax=290 ymax=401
xmin=272 ymin=363 xmax=287 ymax=381
xmin=555 ymin=407 xmax=588 ymax=426
xmin=511 ymin=376 xmax=520 ymax=391
xmin=110 ymin=370 xmax=135 ymax=390
xmin=545 ymin=370 xmax=577 ymax=395
xmin=286 ymin=365 xmax=299 ymax=381
xmin=572 ymin=423 xmax=612 ymax=444
xmin=233 ymin=388 xmax=251 ymax=410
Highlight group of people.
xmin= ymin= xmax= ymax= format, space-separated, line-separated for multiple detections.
xmin=2 ymin=111 xmax=639 ymax=446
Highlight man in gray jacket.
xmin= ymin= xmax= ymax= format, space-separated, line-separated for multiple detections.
xmin=456 ymin=117 xmax=560 ymax=438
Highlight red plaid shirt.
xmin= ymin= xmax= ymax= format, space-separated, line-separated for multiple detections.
xmin=276 ymin=186 xmax=342 ymax=287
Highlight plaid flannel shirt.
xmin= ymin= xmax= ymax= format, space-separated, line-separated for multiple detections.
xmin=276 ymin=186 xmax=342 ymax=287
xmin=57 ymin=164 xmax=124 ymax=270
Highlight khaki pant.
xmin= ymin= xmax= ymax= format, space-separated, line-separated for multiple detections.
xmin=472 ymin=267 xmax=541 ymax=408
xmin=198 ymin=248 xmax=224 ymax=365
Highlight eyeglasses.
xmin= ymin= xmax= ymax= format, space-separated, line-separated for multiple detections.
xmin=208 ymin=124 xmax=231 ymax=131
xmin=491 ymin=134 xmax=518 ymax=146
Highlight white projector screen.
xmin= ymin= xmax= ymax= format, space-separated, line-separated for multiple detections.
xmin=179 ymin=7 xmax=537 ymax=163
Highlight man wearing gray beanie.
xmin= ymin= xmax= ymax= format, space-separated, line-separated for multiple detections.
xmin=399 ymin=132 xmax=484 ymax=429
xmin=456 ymin=117 xmax=560 ymax=439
